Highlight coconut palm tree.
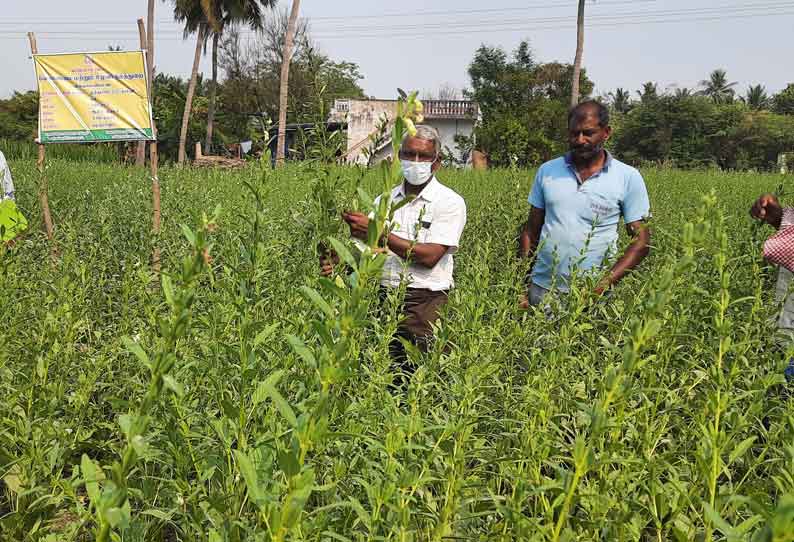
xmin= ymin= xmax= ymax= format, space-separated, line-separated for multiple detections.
xmin=698 ymin=69 xmax=738 ymax=104
xmin=637 ymin=82 xmax=659 ymax=104
xmin=276 ymin=0 xmax=302 ymax=166
xmin=743 ymin=84 xmax=770 ymax=110
xmin=204 ymin=0 xmax=276 ymax=155
xmin=570 ymin=0 xmax=586 ymax=107
xmin=609 ymin=87 xmax=631 ymax=113
xmin=172 ymin=0 xmax=210 ymax=165
xmin=674 ymin=87 xmax=693 ymax=99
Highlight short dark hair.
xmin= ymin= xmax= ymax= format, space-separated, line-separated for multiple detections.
xmin=568 ymin=100 xmax=610 ymax=128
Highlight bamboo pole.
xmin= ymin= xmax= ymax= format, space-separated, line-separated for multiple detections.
xmin=27 ymin=32 xmax=56 ymax=252
xmin=135 ymin=19 xmax=147 ymax=167
xmin=141 ymin=10 xmax=161 ymax=275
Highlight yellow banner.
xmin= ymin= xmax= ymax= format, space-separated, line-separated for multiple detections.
xmin=33 ymin=51 xmax=154 ymax=143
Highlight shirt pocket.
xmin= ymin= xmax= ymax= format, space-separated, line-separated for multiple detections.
xmin=416 ymin=208 xmax=434 ymax=243
xmin=582 ymin=192 xmax=620 ymax=227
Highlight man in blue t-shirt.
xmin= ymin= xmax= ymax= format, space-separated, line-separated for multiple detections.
xmin=519 ymin=101 xmax=651 ymax=306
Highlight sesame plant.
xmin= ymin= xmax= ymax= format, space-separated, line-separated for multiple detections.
xmin=0 ymin=147 xmax=793 ymax=541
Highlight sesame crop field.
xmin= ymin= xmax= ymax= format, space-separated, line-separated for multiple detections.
xmin=2 ymin=158 xmax=794 ymax=541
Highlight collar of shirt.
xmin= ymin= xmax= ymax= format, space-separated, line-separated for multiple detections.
xmin=564 ymin=150 xmax=613 ymax=184
xmin=393 ymin=176 xmax=441 ymax=203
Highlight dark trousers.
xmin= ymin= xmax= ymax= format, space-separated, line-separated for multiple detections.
xmin=379 ymin=287 xmax=449 ymax=384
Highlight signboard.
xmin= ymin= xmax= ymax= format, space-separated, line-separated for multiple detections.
xmin=33 ymin=51 xmax=154 ymax=143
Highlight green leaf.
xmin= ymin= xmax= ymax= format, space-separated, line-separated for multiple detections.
xmin=287 ymin=335 xmax=317 ymax=368
xmin=252 ymin=370 xmax=297 ymax=428
xmin=162 ymin=275 xmax=175 ymax=307
xmin=300 ymin=286 xmax=335 ymax=320
xmin=704 ymin=502 xmax=739 ymax=540
xmin=104 ymin=506 xmax=129 ymax=529
xmin=328 ymin=237 xmax=357 ymax=270
xmin=367 ymin=218 xmax=379 ymax=247
xmin=162 ymin=375 xmax=184 ymax=397
xmin=349 ymin=497 xmax=371 ymax=528
xmin=356 ymin=187 xmax=374 ymax=211
xmin=253 ymin=323 xmax=279 ymax=348
xmin=118 ymin=414 xmax=133 ymax=438
xmin=321 ymin=531 xmax=354 ymax=542
xmin=388 ymin=195 xmax=415 ymax=218
xmin=252 ymin=370 xmax=280 ymax=406
xmin=280 ymin=469 xmax=314 ymax=528
xmin=180 ymin=224 xmax=196 ymax=246
xmin=81 ymin=454 xmax=101 ymax=505
xmin=234 ymin=450 xmax=263 ymax=503
xmin=131 ymin=435 xmax=149 ymax=458
xmin=317 ymin=277 xmax=348 ymax=303
xmin=141 ymin=509 xmax=174 ymax=521
xmin=121 ymin=336 xmax=150 ymax=370
xmin=3 ymin=464 xmax=22 ymax=495
xmin=728 ymin=436 xmax=757 ymax=465
xmin=278 ymin=449 xmax=301 ymax=477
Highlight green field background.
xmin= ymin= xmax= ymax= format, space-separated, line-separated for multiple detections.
xmin=2 ymin=160 xmax=793 ymax=540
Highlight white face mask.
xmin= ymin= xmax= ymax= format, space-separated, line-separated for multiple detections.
xmin=400 ymin=159 xmax=434 ymax=186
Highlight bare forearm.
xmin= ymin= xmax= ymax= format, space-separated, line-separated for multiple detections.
xmin=519 ymin=225 xmax=539 ymax=259
xmin=518 ymin=226 xmax=531 ymax=258
xmin=605 ymin=238 xmax=649 ymax=286
xmin=386 ymin=233 xmax=445 ymax=268
xmin=521 ymin=207 xmax=545 ymax=260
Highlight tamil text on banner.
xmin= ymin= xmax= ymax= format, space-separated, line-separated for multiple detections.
xmin=33 ymin=51 xmax=154 ymax=143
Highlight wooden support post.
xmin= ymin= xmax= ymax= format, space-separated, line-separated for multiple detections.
xmin=142 ymin=9 xmax=161 ymax=275
xmin=27 ymin=32 xmax=56 ymax=252
xmin=135 ymin=19 xmax=147 ymax=167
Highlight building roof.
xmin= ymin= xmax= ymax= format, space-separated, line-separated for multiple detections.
xmin=331 ymin=98 xmax=479 ymax=120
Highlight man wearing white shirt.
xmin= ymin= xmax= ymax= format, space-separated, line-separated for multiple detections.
xmin=0 ymin=148 xmax=28 ymax=246
xmin=325 ymin=125 xmax=467 ymax=375
xmin=0 ymin=150 xmax=15 ymax=202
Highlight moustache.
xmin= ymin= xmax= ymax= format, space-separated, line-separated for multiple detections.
xmin=572 ymin=144 xmax=601 ymax=154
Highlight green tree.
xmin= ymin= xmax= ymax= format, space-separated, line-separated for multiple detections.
xmin=773 ymin=83 xmax=794 ymax=115
xmin=613 ymin=93 xmax=794 ymax=170
xmin=743 ymin=84 xmax=770 ymax=110
xmin=0 ymin=91 xmax=38 ymax=140
xmin=465 ymin=40 xmax=593 ymax=167
xmin=216 ymin=19 xmax=364 ymax=145
xmin=171 ymin=0 xmax=210 ymax=165
xmin=614 ymin=95 xmax=719 ymax=168
xmin=637 ymin=82 xmax=659 ymax=104
xmin=608 ymin=88 xmax=632 ymax=113
xmin=204 ymin=0 xmax=276 ymax=155
xmin=698 ymin=69 xmax=737 ymax=104
xmin=151 ymin=73 xmax=209 ymax=161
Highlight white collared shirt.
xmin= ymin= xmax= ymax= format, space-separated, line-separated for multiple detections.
xmin=374 ymin=176 xmax=466 ymax=291
xmin=0 ymin=151 xmax=14 ymax=201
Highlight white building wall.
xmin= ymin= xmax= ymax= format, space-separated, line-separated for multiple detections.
xmin=331 ymin=99 xmax=477 ymax=166
xmin=427 ymin=118 xmax=475 ymax=163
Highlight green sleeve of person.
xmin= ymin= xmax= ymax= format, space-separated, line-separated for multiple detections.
xmin=0 ymin=199 xmax=28 ymax=242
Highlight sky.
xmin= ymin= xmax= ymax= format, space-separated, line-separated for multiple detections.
xmin=2 ymin=0 xmax=794 ymax=101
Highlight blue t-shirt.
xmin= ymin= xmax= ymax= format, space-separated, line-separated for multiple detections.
xmin=528 ymin=152 xmax=650 ymax=291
